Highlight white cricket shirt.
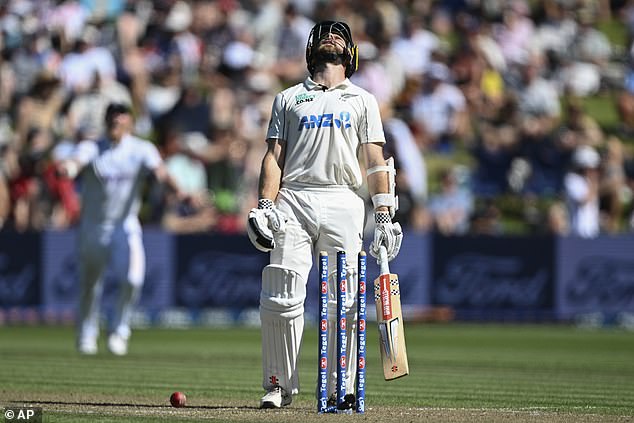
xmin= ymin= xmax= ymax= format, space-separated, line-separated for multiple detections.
xmin=564 ymin=172 xmax=599 ymax=238
xmin=73 ymin=133 xmax=162 ymax=228
xmin=266 ymin=77 xmax=385 ymax=189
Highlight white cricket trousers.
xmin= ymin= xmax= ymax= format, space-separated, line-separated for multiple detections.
xmin=261 ymin=185 xmax=365 ymax=397
xmin=77 ymin=221 xmax=145 ymax=342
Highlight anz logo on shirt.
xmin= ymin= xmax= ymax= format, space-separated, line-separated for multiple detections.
xmin=298 ymin=112 xmax=351 ymax=131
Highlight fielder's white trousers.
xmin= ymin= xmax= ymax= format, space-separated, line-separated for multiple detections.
xmin=77 ymin=219 xmax=145 ymax=343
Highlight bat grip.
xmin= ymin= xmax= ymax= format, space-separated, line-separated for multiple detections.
xmin=379 ymin=245 xmax=390 ymax=275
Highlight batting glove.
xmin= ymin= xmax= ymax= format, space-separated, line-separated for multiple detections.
xmin=247 ymin=199 xmax=287 ymax=252
xmin=369 ymin=211 xmax=403 ymax=262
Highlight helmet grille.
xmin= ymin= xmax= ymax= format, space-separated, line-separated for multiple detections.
xmin=306 ymin=21 xmax=358 ymax=77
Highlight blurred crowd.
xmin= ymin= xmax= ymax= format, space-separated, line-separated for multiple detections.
xmin=1 ymin=0 xmax=634 ymax=237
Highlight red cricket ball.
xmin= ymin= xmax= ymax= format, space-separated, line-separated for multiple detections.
xmin=170 ymin=391 xmax=187 ymax=408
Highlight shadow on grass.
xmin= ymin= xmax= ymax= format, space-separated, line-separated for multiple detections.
xmin=12 ymin=400 xmax=260 ymax=411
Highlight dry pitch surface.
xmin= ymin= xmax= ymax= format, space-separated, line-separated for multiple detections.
xmin=6 ymin=397 xmax=633 ymax=423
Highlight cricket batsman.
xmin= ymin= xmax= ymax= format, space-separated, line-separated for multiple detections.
xmin=247 ymin=20 xmax=403 ymax=409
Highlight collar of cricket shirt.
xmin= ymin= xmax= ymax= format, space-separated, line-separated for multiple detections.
xmin=305 ymin=77 xmax=351 ymax=92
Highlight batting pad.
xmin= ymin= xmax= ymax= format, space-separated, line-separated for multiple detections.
xmin=260 ymin=265 xmax=306 ymax=395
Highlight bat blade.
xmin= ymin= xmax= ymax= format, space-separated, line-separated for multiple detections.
xmin=373 ymin=269 xmax=409 ymax=380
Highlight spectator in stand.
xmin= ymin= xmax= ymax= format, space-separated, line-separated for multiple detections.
xmin=469 ymin=21 xmax=508 ymax=122
xmin=374 ymin=35 xmax=406 ymax=106
xmin=205 ymin=127 xmax=252 ymax=235
xmin=625 ymin=159 xmax=634 ymax=231
xmin=622 ymin=0 xmax=634 ymax=46
xmin=158 ymin=129 xmax=217 ymax=234
xmin=410 ymin=61 xmax=470 ymax=153
xmin=0 ymin=123 xmax=19 ymax=192
xmin=450 ymin=27 xmax=486 ymax=113
xmin=144 ymin=63 xmax=183 ymax=126
xmin=160 ymin=84 xmax=213 ymax=137
xmin=549 ymin=7 xmax=612 ymax=98
xmin=58 ymin=24 xmax=117 ymax=94
xmin=427 ymin=166 xmax=473 ymax=235
xmin=197 ymin=1 xmax=237 ymax=78
xmin=514 ymin=53 xmax=562 ymax=136
xmin=351 ymin=40 xmax=393 ymax=105
xmin=66 ymin=71 xmax=133 ymax=140
xmin=569 ymin=8 xmax=612 ymax=82
xmin=14 ymin=70 xmax=65 ymax=151
xmin=272 ymin=3 xmax=314 ymax=86
xmin=472 ymin=117 xmax=519 ymax=196
xmin=0 ymin=51 xmax=16 ymax=117
xmin=382 ymin=104 xmax=429 ymax=231
xmin=512 ymin=53 xmax=564 ymax=195
xmin=9 ymin=128 xmax=52 ymax=231
xmin=564 ymin=145 xmax=601 ymax=238
xmin=164 ymin=0 xmax=202 ymax=85
xmin=115 ymin=5 xmax=155 ymax=136
xmin=616 ymin=43 xmax=634 ymax=136
xmin=9 ymin=30 xmax=61 ymax=96
xmin=546 ymin=200 xmax=570 ymax=235
xmin=391 ymin=15 xmax=440 ymax=79
xmin=0 ymin=159 xmax=10 ymax=230
xmin=599 ymin=136 xmax=628 ymax=233
xmin=44 ymin=0 xmax=91 ymax=52
xmin=48 ymin=128 xmax=84 ymax=229
xmin=556 ymin=99 xmax=604 ymax=150
xmin=537 ymin=99 xmax=605 ymax=194
xmin=493 ymin=0 xmax=535 ymax=67
xmin=533 ymin=1 xmax=577 ymax=62
xmin=469 ymin=199 xmax=503 ymax=235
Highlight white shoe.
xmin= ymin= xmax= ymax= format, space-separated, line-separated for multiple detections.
xmin=107 ymin=333 xmax=128 ymax=356
xmin=77 ymin=338 xmax=98 ymax=355
xmin=260 ymin=386 xmax=292 ymax=409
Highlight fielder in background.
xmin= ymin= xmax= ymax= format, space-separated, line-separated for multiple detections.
xmin=247 ymin=20 xmax=403 ymax=409
xmin=59 ymin=103 xmax=190 ymax=356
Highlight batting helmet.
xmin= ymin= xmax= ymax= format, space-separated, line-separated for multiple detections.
xmin=305 ymin=20 xmax=358 ymax=78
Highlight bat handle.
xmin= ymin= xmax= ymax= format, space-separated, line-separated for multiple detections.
xmin=379 ymin=245 xmax=390 ymax=275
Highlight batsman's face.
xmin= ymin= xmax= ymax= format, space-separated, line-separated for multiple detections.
xmin=317 ymin=32 xmax=346 ymax=54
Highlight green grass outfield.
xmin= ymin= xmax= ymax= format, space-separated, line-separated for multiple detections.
xmin=1 ymin=323 xmax=633 ymax=422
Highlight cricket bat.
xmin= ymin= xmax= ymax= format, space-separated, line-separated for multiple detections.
xmin=374 ymin=245 xmax=409 ymax=380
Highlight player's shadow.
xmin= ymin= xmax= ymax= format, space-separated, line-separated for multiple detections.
xmin=15 ymin=400 xmax=260 ymax=410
